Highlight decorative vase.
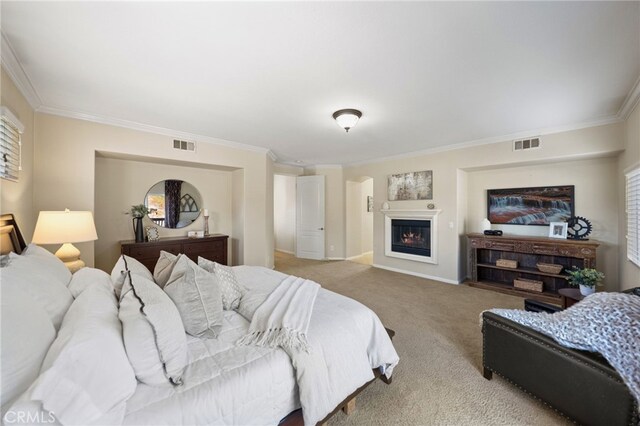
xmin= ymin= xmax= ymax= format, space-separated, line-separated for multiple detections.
xmin=579 ymin=284 xmax=595 ymax=296
xmin=133 ymin=216 xmax=145 ymax=243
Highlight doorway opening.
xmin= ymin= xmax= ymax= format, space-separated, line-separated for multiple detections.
xmin=274 ymin=174 xmax=296 ymax=258
xmin=345 ymin=176 xmax=374 ymax=265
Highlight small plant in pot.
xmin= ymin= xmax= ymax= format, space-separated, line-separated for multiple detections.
xmin=129 ymin=204 xmax=150 ymax=218
xmin=565 ymin=266 xmax=605 ymax=296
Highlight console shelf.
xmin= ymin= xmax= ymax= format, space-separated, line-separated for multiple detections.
xmin=467 ymin=233 xmax=599 ymax=304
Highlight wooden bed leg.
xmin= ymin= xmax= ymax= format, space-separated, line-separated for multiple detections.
xmin=381 ymin=375 xmax=392 ymax=385
xmin=342 ymin=397 xmax=356 ymax=415
xmin=483 ymin=366 xmax=493 ymax=380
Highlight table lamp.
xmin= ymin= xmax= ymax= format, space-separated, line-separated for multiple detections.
xmin=32 ymin=209 xmax=98 ymax=272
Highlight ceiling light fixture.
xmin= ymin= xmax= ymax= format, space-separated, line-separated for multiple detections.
xmin=332 ymin=109 xmax=362 ymax=133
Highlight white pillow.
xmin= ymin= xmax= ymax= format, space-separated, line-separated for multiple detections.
xmin=68 ymin=267 xmax=115 ymax=299
xmin=154 ymin=251 xmax=179 ymax=288
xmin=0 ymin=283 xmax=56 ymax=410
xmin=7 ymin=283 xmax=136 ymax=426
xmin=22 ymin=244 xmax=72 ymax=286
xmin=198 ymin=257 xmax=244 ymax=310
xmin=5 ymin=253 xmax=74 ymax=329
xmin=110 ymin=255 xmax=153 ymax=297
xmin=119 ymin=272 xmax=188 ymax=386
xmin=164 ymin=256 xmax=224 ymax=338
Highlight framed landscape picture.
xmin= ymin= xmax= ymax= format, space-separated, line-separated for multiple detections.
xmin=487 ymin=185 xmax=574 ymax=226
xmin=388 ymin=170 xmax=433 ymax=201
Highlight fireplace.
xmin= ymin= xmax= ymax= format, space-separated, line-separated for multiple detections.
xmin=383 ymin=209 xmax=439 ymax=264
xmin=391 ymin=219 xmax=431 ymax=257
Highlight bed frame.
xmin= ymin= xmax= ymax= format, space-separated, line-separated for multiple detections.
xmin=0 ymin=213 xmax=26 ymax=255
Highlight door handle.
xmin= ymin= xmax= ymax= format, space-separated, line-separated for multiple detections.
xmin=318 ymin=227 xmax=324 ymax=230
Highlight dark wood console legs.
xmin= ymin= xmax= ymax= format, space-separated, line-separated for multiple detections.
xmin=483 ymin=366 xmax=493 ymax=380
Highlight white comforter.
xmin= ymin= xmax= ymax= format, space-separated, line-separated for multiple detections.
xmin=124 ymin=266 xmax=399 ymax=425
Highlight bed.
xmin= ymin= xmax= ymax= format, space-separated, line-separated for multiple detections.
xmin=0 ymin=214 xmax=399 ymax=425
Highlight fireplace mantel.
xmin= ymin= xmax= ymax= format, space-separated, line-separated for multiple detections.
xmin=382 ymin=209 xmax=440 ymax=264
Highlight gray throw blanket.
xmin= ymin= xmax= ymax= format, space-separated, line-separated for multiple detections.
xmin=489 ymin=292 xmax=640 ymax=406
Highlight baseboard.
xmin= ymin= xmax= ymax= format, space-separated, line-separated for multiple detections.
xmin=346 ymin=251 xmax=373 ymax=260
xmin=325 ymin=257 xmax=346 ymax=260
xmin=275 ymin=249 xmax=294 ymax=255
xmin=372 ymin=263 xmax=461 ymax=285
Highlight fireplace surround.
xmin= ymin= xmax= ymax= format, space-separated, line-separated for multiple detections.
xmin=382 ymin=209 xmax=440 ymax=264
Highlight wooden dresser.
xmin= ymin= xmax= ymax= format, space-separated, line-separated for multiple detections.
xmin=467 ymin=233 xmax=599 ymax=304
xmin=120 ymin=234 xmax=228 ymax=272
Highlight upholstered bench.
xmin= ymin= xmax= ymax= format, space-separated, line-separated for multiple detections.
xmin=482 ymin=310 xmax=638 ymax=426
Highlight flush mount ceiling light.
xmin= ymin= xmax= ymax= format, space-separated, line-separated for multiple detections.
xmin=332 ymin=109 xmax=362 ymax=133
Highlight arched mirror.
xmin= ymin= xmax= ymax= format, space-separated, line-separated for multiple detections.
xmin=144 ymin=180 xmax=202 ymax=228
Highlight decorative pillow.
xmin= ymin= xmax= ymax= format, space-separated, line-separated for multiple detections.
xmin=198 ymin=257 xmax=243 ymax=310
xmin=119 ymin=272 xmax=188 ymax=386
xmin=164 ymin=256 xmax=223 ymax=338
xmin=1 ymin=283 xmax=56 ymax=409
xmin=110 ymin=255 xmax=153 ymax=297
xmin=67 ymin=267 xmax=115 ymax=299
xmin=6 ymin=252 xmax=74 ymax=329
xmin=22 ymin=243 xmax=72 ymax=286
xmin=154 ymin=251 xmax=179 ymax=288
xmin=8 ymin=282 xmax=136 ymax=425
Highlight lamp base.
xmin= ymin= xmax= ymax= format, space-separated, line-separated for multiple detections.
xmin=55 ymin=243 xmax=85 ymax=273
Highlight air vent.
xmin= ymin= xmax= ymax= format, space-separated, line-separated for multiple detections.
xmin=513 ymin=137 xmax=541 ymax=151
xmin=173 ymin=139 xmax=196 ymax=152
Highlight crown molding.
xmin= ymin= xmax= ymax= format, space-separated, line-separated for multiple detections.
xmin=266 ymin=150 xmax=278 ymax=162
xmin=344 ymin=115 xmax=622 ymax=168
xmin=36 ymin=105 xmax=273 ymax=156
xmin=309 ymin=164 xmax=343 ymax=169
xmin=1 ymin=32 xmax=42 ymax=109
xmin=617 ymin=75 xmax=640 ymax=120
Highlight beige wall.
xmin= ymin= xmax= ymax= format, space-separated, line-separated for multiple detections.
xmin=274 ymin=174 xmax=296 ymax=254
xmin=304 ymin=166 xmax=345 ymax=259
xmin=344 ymin=123 xmax=624 ymax=284
xmin=619 ymin=102 xmax=640 ymax=289
xmin=94 ymin=156 xmax=233 ymax=271
xmin=466 ymin=157 xmax=619 ymax=290
xmin=33 ymin=112 xmax=272 ymax=268
xmin=231 ymin=169 xmax=245 ymax=266
xmin=0 ymin=67 xmax=35 ymax=240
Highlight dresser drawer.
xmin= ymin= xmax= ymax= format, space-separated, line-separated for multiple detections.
xmin=183 ymin=240 xmax=225 ymax=256
xmin=126 ymin=243 xmax=181 ymax=260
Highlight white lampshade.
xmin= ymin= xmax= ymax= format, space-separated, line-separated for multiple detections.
xmin=332 ymin=109 xmax=362 ymax=132
xmin=32 ymin=209 xmax=98 ymax=244
xmin=31 ymin=209 xmax=98 ymax=273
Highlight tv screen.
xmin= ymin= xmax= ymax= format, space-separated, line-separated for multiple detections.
xmin=487 ymin=185 xmax=574 ymax=226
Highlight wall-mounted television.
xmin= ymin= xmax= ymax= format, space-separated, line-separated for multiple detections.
xmin=487 ymin=185 xmax=574 ymax=226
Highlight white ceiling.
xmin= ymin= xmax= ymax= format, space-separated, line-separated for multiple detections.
xmin=2 ymin=1 xmax=639 ymax=166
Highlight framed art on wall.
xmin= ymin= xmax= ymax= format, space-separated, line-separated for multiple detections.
xmin=487 ymin=185 xmax=574 ymax=226
xmin=387 ymin=170 xmax=433 ymax=201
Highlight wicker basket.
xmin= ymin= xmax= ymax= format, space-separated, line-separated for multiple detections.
xmin=496 ymin=259 xmax=518 ymax=269
xmin=536 ymin=263 xmax=563 ymax=274
xmin=514 ymin=278 xmax=544 ymax=293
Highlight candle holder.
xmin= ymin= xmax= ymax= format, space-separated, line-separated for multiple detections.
xmin=204 ymin=215 xmax=210 ymax=236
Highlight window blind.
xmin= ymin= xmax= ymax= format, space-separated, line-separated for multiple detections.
xmin=0 ymin=107 xmax=24 ymax=182
xmin=627 ymin=167 xmax=640 ymax=267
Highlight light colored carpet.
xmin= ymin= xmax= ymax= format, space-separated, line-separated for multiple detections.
xmin=274 ymin=252 xmax=568 ymax=426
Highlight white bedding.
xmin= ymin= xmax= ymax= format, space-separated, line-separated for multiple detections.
xmin=123 ymin=311 xmax=299 ymax=426
xmin=124 ymin=266 xmax=399 ymax=425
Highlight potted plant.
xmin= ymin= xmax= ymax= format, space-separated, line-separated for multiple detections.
xmin=129 ymin=204 xmax=150 ymax=242
xmin=565 ymin=266 xmax=605 ymax=296
xmin=130 ymin=204 xmax=149 ymax=218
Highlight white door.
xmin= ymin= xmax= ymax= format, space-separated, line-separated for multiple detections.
xmin=296 ymin=175 xmax=325 ymax=260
